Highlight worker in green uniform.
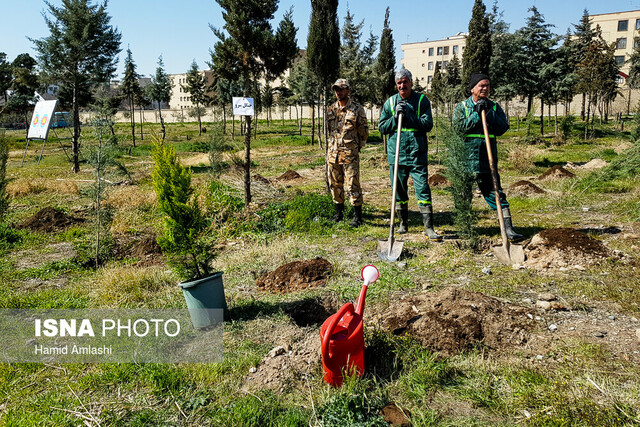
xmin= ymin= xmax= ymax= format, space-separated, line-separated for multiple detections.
xmin=378 ymin=69 xmax=442 ymax=241
xmin=452 ymin=73 xmax=522 ymax=241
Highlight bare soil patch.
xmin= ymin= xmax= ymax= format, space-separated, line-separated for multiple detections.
xmin=12 ymin=242 xmax=77 ymax=270
xmin=428 ymin=173 xmax=450 ymax=188
xmin=252 ymin=173 xmax=271 ymax=184
xmin=565 ymin=158 xmax=608 ymax=170
xmin=113 ymin=230 xmax=164 ymax=266
xmin=256 ymin=257 xmax=333 ymax=293
xmin=18 ymin=207 xmax=84 ymax=232
xmin=371 ymin=287 xmax=533 ymax=356
xmin=277 ymin=170 xmax=302 ymax=181
xmin=508 ymin=180 xmax=545 ymax=196
xmin=538 ymin=165 xmax=575 ymax=180
xmin=381 ymin=403 xmax=411 ymax=426
xmin=282 ymin=295 xmax=343 ymax=327
xmin=525 ymin=228 xmax=614 ymax=270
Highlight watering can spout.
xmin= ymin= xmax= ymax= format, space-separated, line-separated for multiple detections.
xmin=355 ymin=265 xmax=379 ymax=316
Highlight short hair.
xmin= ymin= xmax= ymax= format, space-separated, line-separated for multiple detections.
xmin=395 ymin=69 xmax=412 ymax=82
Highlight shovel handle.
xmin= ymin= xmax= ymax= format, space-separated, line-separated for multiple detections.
xmin=481 ymin=110 xmax=510 ymax=250
xmin=387 ymin=113 xmax=403 ymax=255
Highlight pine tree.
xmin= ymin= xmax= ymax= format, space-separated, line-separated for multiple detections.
xmin=430 ymin=62 xmax=446 ymax=111
xmin=571 ymin=9 xmax=597 ymax=120
xmin=121 ymin=48 xmax=141 ymax=147
xmin=210 ymin=0 xmax=298 ymax=204
xmin=147 ymin=56 xmax=172 ymax=140
xmin=183 ymin=60 xmax=209 ymax=136
xmin=0 ymin=53 xmax=11 ymax=105
xmin=375 ymin=8 xmax=396 ymax=107
xmin=6 ymin=53 xmax=39 ymax=124
xmin=445 ymin=54 xmax=464 ymax=113
xmin=514 ymin=6 xmax=557 ymax=124
xmin=489 ymin=3 xmax=519 ymax=106
xmin=341 ymin=9 xmax=369 ymax=103
xmin=32 ymin=0 xmax=121 ymax=173
xmin=462 ymin=0 xmax=492 ymax=93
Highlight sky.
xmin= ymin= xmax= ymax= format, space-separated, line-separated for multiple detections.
xmin=2 ymin=0 xmax=640 ymax=79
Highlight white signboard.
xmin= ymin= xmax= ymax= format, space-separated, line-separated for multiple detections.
xmin=232 ymin=97 xmax=254 ymax=116
xmin=28 ymin=100 xmax=58 ymax=140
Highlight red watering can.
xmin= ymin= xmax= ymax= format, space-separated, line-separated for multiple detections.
xmin=320 ymin=265 xmax=379 ymax=387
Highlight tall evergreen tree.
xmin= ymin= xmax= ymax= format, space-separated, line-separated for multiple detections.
xmin=340 ymin=9 xmax=367 ymax=102
xmin=488 ymin=2 xmax=519 ymax=107
xmin=5 ymin=53 xmax=39 ymax=123
xmin=0 ymin=53 xmax=11 ymax=104
xmin=32 ymin=0 xmax=121 ymax=173
xmin=121 ymin=48 xmax=141 ymax=147
xmin=445 ymin=54 xmax=464 ymax=113
xmin=147 ymin=56 xmax=172 ymax=140
xmin=307 ymin=0 xmax=340 ymax=98
xmin=182 ymin=60 xmax=209 ymax=136
xmin=430 ymin=62 xmax=446 ymax=111
xmin=210 ymin=0 xmax=298 ymax=204
xmin=462 ymin=0 xmax=492 ymax=92
xmin=514 ymin=6 xmax=557 ymax=119
xmin=375 ymin=8 xmax=396 ymax=107
xmin=572 ymin=9 xmax=597 ymax=120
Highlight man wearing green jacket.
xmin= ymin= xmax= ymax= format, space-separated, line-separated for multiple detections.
xmin=379 ymin=69 xmax=442 ymax=241
xmin=452 ymin=73 xmax=522 ymax=241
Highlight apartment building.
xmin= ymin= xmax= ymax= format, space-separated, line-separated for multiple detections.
xmin=401 ymin=33 xmax=467 ymax=89
xmin=169 ymin=70 xmax=215 ymax=110
xmin=590 ymin=9 xmax=640 ymax=82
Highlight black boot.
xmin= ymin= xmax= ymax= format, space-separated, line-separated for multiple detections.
xmin=502 ymin=207 xmax=523 ymax=241
xmin=419 ymin=205 xmax=443 ymax=241
xmin=332 ymin=203 xmax=344 ymax=222
xmin=350 ymin=205 xmax=363 ymax=227
xmin=397 ymin=205 xmax=409 ymax=234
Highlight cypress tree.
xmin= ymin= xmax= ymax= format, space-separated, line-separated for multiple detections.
xmin=462 ymin=0 xmax=492 ymax=93
xmin=183 ymin=60 xmax=209 ymax=136
xmin=572 ymin=9 xmax=597 ymax=120
xmin=375 ymin=7 xmax=396 ymax=107
xmin=307 ymin=0 xmax=340 ymax=95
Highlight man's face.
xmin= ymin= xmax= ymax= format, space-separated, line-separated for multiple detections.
xmin=396 ymin=77 xmax=412 ymax=99
xmin=334 ymin=86 xmax=350 ymax=102
xmin=471 ymin=79 xmax=490 ymax=100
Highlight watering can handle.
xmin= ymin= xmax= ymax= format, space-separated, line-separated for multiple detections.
xmin=321 ymin=302 xmax=355 ymax=363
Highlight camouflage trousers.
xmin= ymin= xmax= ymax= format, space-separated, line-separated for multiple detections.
xmin=328 ymin=160 xmax=363 ymax=206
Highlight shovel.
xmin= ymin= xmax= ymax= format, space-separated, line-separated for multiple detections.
xmin=377 ymin=112 xmax=404 ymax=261
xmin=481 ymin=109 xmax=525 ymax=265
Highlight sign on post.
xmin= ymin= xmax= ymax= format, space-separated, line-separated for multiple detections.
xmin=27 ymin=100 xmax=58 ymax=140
xmin=232 ymin=97 xmax=254 ymax=116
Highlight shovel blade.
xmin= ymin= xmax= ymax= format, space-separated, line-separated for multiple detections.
xmin=377 ymin=239 xmax=403 ymax=262
xmin=492 ymin=243 xmax=525 ymax=266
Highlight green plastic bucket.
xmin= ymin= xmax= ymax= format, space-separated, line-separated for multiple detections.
xmin=179 ymin=272 xmax=227 ymax=328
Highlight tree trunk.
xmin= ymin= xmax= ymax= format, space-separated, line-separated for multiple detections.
xmin=296 ymin=103 xmax=301 ymax=135
xmin=628 ymin=87 xmax=632 ymax=116
xmin=554 ymin=103 xmax=558 ymax=136
xmin=197 ymin=104 xmax=202 ymax=136
xmin=72 ymin=86 xmax=80 ymax=173
xmin=139 ymin=106 xmax=144 ymax=140
xmin=244 ymin=115 xmax=252 ymax=205
xmin=223 ymin=105 xmax=227 ymax=135
xmin=581 ymin=93 xmax=586 ymax=121
xmin=540 ymin=99 xmax=544 ymax=136
xmin=158 ymin=104 xmax=166 ymax=140
xmin=317 ymin=102 xmax=323 ymax=147
xmin=130 ymin=96 xmax=136 ymax=148
xmin=310 ymin=104 xmax=315 ymax=145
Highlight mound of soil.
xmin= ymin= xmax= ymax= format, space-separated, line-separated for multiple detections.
xmin=525 ymin=228 xmax=612 ymax=269
xmin=565 ymin=159 xmax=608 ymax=170
xmin=256 ymin=257 xmax=333 ymax=293
xmin=19 ymin=207 xmax=84 ymax=232
xmin=508 ymin=180 xmax=545 ymax=196
xmin=428 ymin=173 xmax=450 ymax=187
xmin=242 ymin=330 xmax=320 ymax=393
xmin=252 ymin=173 xmax=271 ymax=184
xmin=538 ymin=165 xmax=575 ymax=180
xmin=113 ymin=231 xmax=164 ymax=266
xmin=277 ymin=170 xmax=302 ymax=181
xmin=372 ymin=287 xmax=532 ymax=356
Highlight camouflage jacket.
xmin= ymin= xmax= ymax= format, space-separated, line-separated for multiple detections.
xmin=326 ymin=98 xmax=368 ymax=164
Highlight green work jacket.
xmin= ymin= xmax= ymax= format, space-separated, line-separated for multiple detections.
xmin=452 ymin=96 xmax=509 ymax=174
xmin=378 ymin=91 xmax=433 ymax=166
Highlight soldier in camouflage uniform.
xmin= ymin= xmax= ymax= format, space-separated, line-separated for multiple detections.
xmin=327 ymin=78 xmax=369 ymax=227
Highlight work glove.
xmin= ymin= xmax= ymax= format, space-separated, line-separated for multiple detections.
xmin=474 ymin=98 xmax=489 ymax=114
xmin=394 ymin=101 xmax=407 ymax=120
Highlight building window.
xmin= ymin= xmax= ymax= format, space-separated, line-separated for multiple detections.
xmin=427 ymin=76 xmax=433 ymax=84
xmin=428 ymin=47 xmax=434 ymax=56
xmin=618 ymin=20 xmax=628 ymax=31
xmin=453 ymin=45 xmax=458 ymax=54
xmin=443 ymin=61 xmax=449 ymax=69
xmin=443 ymin=46 xmax=449 ymax=55
xmin=428 ymin=62 xmax=433 ymax=70
xmin=437 ymin=47 xmax=443 ymax=55
xmin=636 ymin=19 xmax=640 ymax=30
xmin=615 ymin=55 xmax=625 ymax=66
xmin=617 ymin=38 xmax=627 ymax=49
